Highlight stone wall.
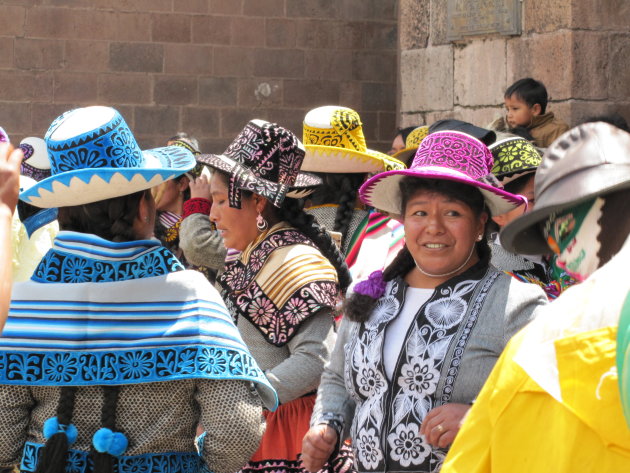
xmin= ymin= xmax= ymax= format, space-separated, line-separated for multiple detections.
xmin=0 ymin=0 xmax=397 ymax=152
xmin=398 ymin=0 xmax=630 ymax=130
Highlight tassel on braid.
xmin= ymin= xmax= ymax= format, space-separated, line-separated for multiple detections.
xmin=36 ymin=387 xmax=78 ymax=473
xmin=91 ymin=386 xmax=121 ymax=473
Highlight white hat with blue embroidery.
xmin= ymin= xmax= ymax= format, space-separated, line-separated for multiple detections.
xmin=20 ymin=106 xmax=196 ymax=208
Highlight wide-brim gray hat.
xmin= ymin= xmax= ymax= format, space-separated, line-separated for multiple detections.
xmin=501 ymin=122 xmax=630 ymax=255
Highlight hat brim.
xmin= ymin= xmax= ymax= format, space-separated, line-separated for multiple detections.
xmin=392 ymin=147 xmax=417 ymax=164
xmin=287 ymin=172 xmax=322 ymax=199
xmin=20 ymin=146 xmax=195 ymax=208
xmin=501 ymin=163 xmax=630 ymax=255
xmin=495 ymin=168 xmax=537 ymax=185
xmin=302 ymin=145 xmax=405 ymax=173
xmin=359 ymin=166 xmax=526 ymax=218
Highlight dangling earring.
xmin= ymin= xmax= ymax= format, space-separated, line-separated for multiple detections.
xmin=256 ymin=213 xmax=268 ymax=232
xmin=477 ymin=234 xmax=483 ymax=241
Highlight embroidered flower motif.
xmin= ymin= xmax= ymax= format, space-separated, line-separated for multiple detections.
xmin=119 ymin=351 xmax=154 ymax=379
xmin=424 ymin=296 xmax=467 ymax=329
xmin=285 ymin=297 xmax=310 ymax=324
xmin=138 ymin=253 xmax=165 ymax=278
xmin=397 ymin=358 xmax=439 ymax=396
xmin=356 ymin=427 xmax=383 ymax=470
xmin=44 ymin=353 xmax=78 ymax=383
xmin=66 ymin=450 xmax=87 ymax=473
xmin=120 ymin=456 xmax=151 ymax=473
xmin=247 ymin=296 xmax=275 ymax=325
xmin=357 ymin=366 xmax=386 ymax=397
xmin=367 ymin=295 xmax=399 ymax=327
xmin=62 ymin=257 xmax=93 ymax=283
xmin=57 ymin=147 xmax=106 ymax=172
xmin=198 ymin=347 xmax=228 ymax=375
xmin=388 ymin=423 xmax=430 ymax=467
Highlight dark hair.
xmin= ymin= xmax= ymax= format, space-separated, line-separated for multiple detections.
xmin=91 ymin=386 xmax=122 ymax=473
xmin=505 ymin=78 xmax=549 ymax=114
xmin=597 ymin=188 xmax=630 ymax=266
xmin=395 ymin=126 xmax=419 ymax=143
xmin=503 ymin=173 xmax=535 ymax=196
xmin=167 ymin=132 xmax=200 ymax=151
xmin=344 ymin=178 xmax=491 ymax=322
xmin=36 ymin=387 xmax=77 ymax=473
xmin=308 ymin=173 xmax=366 ymax=251
xmin=58 ymin=190 xmax=149 ymax=242
xmin=582 ymin=113 xmax=630 ymax=133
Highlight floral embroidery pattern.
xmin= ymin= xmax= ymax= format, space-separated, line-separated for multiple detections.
xmin=387 ymin=423 xmax=430 ymax=467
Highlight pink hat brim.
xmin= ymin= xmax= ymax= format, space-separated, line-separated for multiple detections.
xmin=359 ymin=166 xmax=526 ymax=217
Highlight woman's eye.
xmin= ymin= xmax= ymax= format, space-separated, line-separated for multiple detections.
xmin=446 ymin=211 xmax=461 ymax=217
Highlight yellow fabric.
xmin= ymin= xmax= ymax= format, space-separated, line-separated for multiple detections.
xmin=303 ymin=109 xmax=367 ymax=152
xmin=442 ymin=325 xmax=630 ymax=472
xmin=11 ymin=212 xmax=58 ymax=282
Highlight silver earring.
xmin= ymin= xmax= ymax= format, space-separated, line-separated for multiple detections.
xmin=256 ymin=213 xmax=268 ymax=232
xmin=477 ymin=234 xmax=483 ymax=241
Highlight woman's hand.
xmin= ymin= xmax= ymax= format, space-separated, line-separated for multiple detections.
xmin=189 ymin=174 xmax=211 ymax=200
xmin=420 ymin=402 xmax=471 ymax=448
xmin=301 ymin=424 xmax=338 ymax=473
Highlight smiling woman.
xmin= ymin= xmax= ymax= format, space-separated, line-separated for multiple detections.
xmin=302 ymin=131 xmax=549 ymax=473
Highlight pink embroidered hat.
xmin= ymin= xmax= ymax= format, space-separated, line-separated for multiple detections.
xmin=359 ymin=130 xmax=526 ymax=217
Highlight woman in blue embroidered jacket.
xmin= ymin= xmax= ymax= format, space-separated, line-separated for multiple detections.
xmin=197 ymin=119 xmax=353 ymax=473
xmin=302 ymin=131 xmax=548 ymax=473
xmin=0 ymin=107 xmax=275 ymax=473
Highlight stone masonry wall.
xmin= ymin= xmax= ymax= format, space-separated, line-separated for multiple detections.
xmin=398 ymin=0 xmax=630 ymax=131
xmin=0 ymin=0 xmax=398 ymax=152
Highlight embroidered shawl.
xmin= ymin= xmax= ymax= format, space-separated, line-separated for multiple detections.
xmin=1 ymin=231 xmax=277 ymax=410
xmin=219 ymin=223 xmax=340 ymax=347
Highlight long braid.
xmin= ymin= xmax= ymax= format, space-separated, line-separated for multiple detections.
xmin=278 ymin=198 xmax=352 ymax=292
xmin=333 ymin=175 xmax=362 ymax=251
xmin=91 ymin=386 xmax=121 ymax=473
xmin=36 ymin=386 xmax=78 ymax=473
xmin=344 ymin=245 xmax=415 ymax=322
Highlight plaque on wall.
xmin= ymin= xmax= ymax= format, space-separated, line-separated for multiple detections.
xmin=447 ymin=0 xmax=522 ymax=40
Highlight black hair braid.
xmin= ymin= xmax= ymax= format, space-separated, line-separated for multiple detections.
xmin=57 ymin=191 xmax=147 ymax=242
xmin=91 ymin=386 xmax=121 ymax=473
xmin=344 ymin=245 xmax=415 ymax=322
xmin=36 ymin=386 xmax=78 ymax=473
xmin=333 ymin=176 xmax=359 ymax=251
xmin=279 ymin=198 xmax=352 ymax=292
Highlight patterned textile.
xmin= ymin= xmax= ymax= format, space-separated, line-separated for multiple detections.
xmin=197 ymin=120 xmax=306 ymax=209
xmin=219 ymin=223 xmax=339 ymax=347
xmin=489 ymin=137 xmax=542 ymax=181
xmin=2 ymin=231 xmax=276 ymax=407
xmin=183 ymin=197 xmax=211 ymax=218
xmin=344 ymin=264 xmax=499 ymax=472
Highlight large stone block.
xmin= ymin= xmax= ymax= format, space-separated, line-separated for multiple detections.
xmin=455 ymin=39 xmax=506 ymax=107
xmin=154 ymin=76 xmax=198 ymax=105
xmin=340 ymin=0 xmax=396 ymax=21
xmin=0 ymin=6 xmax=25 ymax=36
xmin=111 ymin=0 xmax=171 ymax=12
xmin=134 ymin=106 xmax=181 ymax=135
xmin=364 ymin=22 xmax=397 ymax=51
xmin=65 ymin=40 xmax=110 ymax=72
xmin=572 ymin=0 xmax=630 ymax=31
xmin=523 ymin=0 xmax=570 ymax=34
xmin=286 ymin=0 xmax=337 ymax=19
xmin=253 ymin=48 xmax=304 ymax=78
xmin=213 ymin=47 xmax=254 ymax=76
xmin=222 ymin=108 xmax=257 ymax=135
xmin=192 ymin=16 xmax=231 ymax=45
xmin=263 ymin=108 xmax=304 ymax=136
xmin=399 ymin=0 xmax=429 ymax=50
xmin=400 ymin=45 xmax=453 ymax=113
xmin=0 ymin=39 xmax=13 ymax=69
xmin=98 ymin=73 xmax=151 ymax=104
xmin=230 ymin=17 xmax=266 ymax=47
xmin=304 ymin=49 xmax=353 ymax=81
xmin=115 ymin=12 xmax=151 ymax=42
xmin=237 ymin=78 xmax=282 ymax=108
xmin=429 ymin=0 xmax=448 ymax=46
xmin=25 ymin=7 xmax=117 ymax=40
xmin=283 ymin=79 xmax=340 ymax=108
xmin=362 ymin=82 xmax=396 ymax=112
xmin=182 ymin=107 xmax=221 ymax=137
xmin=152 ymin=14 xmax=191 ymax=43
xmin=165 ymin=44 xmax=213 ymax=74
xmin=0 ymin=71 xmax=52 ymax=102
xmin=339 ymin=81 xmax=363 ymax=111
xmin=377 ymin=111 xmax=397 ymax=143
xmin=14 ymin=38 xmax=64 ymax=71
xmin=571 ymin=32 xmax=609 ymax=100
xmin=243 ymin=0 xmax=285 ymax=16
xmin=565 ymin=100 xmax=619 ymax=128
xmin=109 ymin=43 xmax=164 ymax=73
xmin=211 ymin=0 xmax=243 ymax=15
xmin=200 ymin=77 xmax=238 ymax=107
xmin=609 ymin=34 xmax=630 ymax=100
xmin=507 ymin=31 xmax=572 ymax=101
xmin=266 ymin=19 xmax=297 ymax=47
xmin=53 ymin=72 xmax=98 ymax=103
xmin=451 ymin=106 xmax=504 ymax=129
xmin=0 ymin=101 xmax=31 ymax=136
xmin=174 ymin=0 xmax=209 ymax=14
xmin=352 ymin=51 xmax=396 ymax=82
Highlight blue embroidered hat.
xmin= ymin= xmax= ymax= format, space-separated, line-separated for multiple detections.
xmin=20 ymin=106 xmax=196 ymax=208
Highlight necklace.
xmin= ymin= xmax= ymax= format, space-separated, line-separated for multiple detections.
xmin=414 ymin=244 xmax=477 ymax=278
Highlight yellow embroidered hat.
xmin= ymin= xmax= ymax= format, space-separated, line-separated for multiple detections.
xmin=392 ymin=126 xmax=429 ymax=164
xmin=302 ymin=106 xmax=405 ymax=173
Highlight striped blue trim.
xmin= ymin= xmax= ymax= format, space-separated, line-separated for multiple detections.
xmin=21 ymin=441 xmax=211 ymax=473
xmin=22 ymin=208 xmax=58 ymax=238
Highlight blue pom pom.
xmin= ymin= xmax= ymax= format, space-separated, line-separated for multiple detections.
xmin=109 ymin=432 xmax=128 ymax=456
xmin=65 ymin=423 xmax=78 ymax=445
xmin=93 ymin=427 xmax=113 ymax=453
xmin=43 ymin=417 xmax=59 ymax=440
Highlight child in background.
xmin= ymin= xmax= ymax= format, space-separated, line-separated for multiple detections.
xmin=490 ymin=78 xmax=569 ymax=147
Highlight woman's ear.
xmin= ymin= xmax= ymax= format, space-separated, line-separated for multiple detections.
xmin=253 ymin=194 xmax=268 ymax=215
xmin=177 ymin=175 xmax=190 ymax=192
xmin=491 ymin=213 xmax=507 ymax=228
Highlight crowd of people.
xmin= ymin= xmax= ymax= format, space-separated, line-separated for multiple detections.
xmin=0 ymin=76 xmax=629 ymax=473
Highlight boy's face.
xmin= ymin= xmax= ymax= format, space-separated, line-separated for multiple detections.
xmin=504 ymin=95 xmax=539 ymax=128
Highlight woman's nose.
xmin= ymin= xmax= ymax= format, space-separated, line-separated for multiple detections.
xmin=425 ymin=215 xmax=445 ymax=234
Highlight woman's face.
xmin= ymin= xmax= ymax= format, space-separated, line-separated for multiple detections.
xmin=403 ymin=189 xmax=487 ymax=278
xmin=209 ymin=172 xmax=261 ymax=251
xmin=152 ymin=176 xmax=188 ymax=215
xmin=388 ymin=133 xmax=405 ymax=156
xmin=492 ymin=175 xmax=536 ymax=228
